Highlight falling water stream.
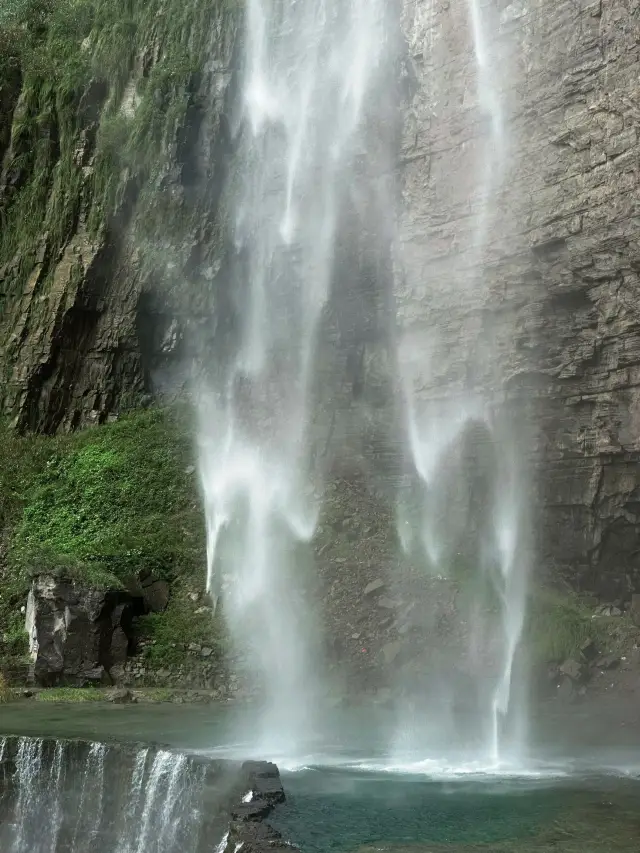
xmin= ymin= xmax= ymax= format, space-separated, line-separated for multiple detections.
xmin=195 ymin=0 xmax=529 ymax=769
xmin=0 ymin=737 xmax=216 ymax=853
xmin=392 ymin=0 xmax=527 ymax=769
xmin=198 ymin=0 xmax=388 ymax=755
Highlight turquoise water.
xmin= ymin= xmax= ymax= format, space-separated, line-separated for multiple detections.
xmin=272 ymin=768 xmax=640 ymax=852
xmin=2 ymin=702 xmax=640 ymax=852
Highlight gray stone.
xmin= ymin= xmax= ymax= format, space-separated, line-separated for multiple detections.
xmin=143 ymin=580 xmax=170 ymax=613
xmin=26 ymin=576 xmax=133 ymax=687
xmin=109 ymin=627 xmax=129 ymax=668
xmin=559 ymin=659 xmax=583 ymax=681
xmin=557 ymin=676 xmax=575 ymax=703
xmin=107 ymin=687 xmax=135 ymax=704
xmin=200 ymin=647 xmax=213 ymax=658
xmin=364 ymin=579 xmax=385 ymax=596
xmin=595 ymin=653 xmax=620 ymax=671
xmin=382 ymin=641 xmax=402 ymax=665
xmin=579 ymin=638 xmax=598 ymax=662
xmin=377 ymin=597 xmax=396 ymax=610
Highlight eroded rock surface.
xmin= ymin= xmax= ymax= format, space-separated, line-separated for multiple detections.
xmin=26 ymin=575 xmax=134 ymax=686
xmin=397 ymin=0 xmax=640 ymax=596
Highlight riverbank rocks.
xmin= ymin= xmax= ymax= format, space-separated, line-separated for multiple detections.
xmin=25 ymin=576 xmax=134 ymax=686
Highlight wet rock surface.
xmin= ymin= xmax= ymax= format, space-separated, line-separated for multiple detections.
xmin=26 ymin=575 xmax=135 ymax=687
xmin=222 ymin=761 xmax=301 ymax=852
xmin=397 ymin=0 xmax=640 ymax=598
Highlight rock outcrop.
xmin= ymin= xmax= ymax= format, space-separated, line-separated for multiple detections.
xmin=0 ymin=0 xmax=238 ymax=433
xmin=397 ymin=0 xmax=640 ymax=597
xmin=26 ymin=575 xmax=134 ymax=686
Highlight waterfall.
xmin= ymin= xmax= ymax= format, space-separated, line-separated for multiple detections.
xmin=198 ymin=0 xmax=390 ymax=756
xmin=0 ymin=738 xmax=217 ymax=853
xmin=397 ymin=0 xmax=528 ymax=769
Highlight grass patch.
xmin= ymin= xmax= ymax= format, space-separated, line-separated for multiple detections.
xmin=0 ymin=408 xmax=206 ymax=676
xmin=525 ymin=585 xmax=638 ymax=664
xmin=134 ymin=688 xmax=176 ymax=702
xmin=139 ymin=588 xmax=225 ymax=667
xmin=35 ymin=687 xmax=105 ymax=702
xmin=0 ymin=672 xmax=10 ymax=703
xmin=10 ymin=407 xmax=204 ymax=586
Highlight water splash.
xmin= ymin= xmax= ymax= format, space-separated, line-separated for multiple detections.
xmin=198 ymin=0 xmax=388 ymax=753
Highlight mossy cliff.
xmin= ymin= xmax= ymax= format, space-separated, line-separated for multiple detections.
xmin=0 ymin=0 xmax=238 ymax=433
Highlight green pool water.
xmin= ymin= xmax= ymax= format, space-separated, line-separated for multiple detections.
xmin=272 ymin=768 xmax=640 ymax=852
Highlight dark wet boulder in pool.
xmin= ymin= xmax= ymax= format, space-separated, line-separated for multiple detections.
xmin=224 ymin=761 xmax=300 ymax=852
xmin=242 ymin=761 xmax=286 ymax=804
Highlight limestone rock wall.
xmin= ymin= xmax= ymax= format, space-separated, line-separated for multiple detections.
xmin=397 ymin=0 xmax=640 ymax=597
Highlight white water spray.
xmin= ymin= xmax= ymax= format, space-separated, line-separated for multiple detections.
xmin=394 ymin=0 xmax=527 ymax=768
xmin=466 ymin=0 xmax=527 ymax=766
xmin=198 ymin=0 xmax=388 ymax=754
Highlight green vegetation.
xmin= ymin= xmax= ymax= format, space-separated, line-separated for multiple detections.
xmin=0 ymin=407 xmax=219 ymax=676
xmin=0 ymin=672 xmax=10 ymax=702
xmin=35 ymin=686 xmax=104 ymax=702
xmin=140 ymin=591 xmax=225 ymax=667
xmin=11 ymin=407 xmax=203 ymax=586
xmin=525 ymin=585 xmax=637 ymax=664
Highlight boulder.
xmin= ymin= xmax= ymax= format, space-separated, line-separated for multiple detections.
xmin=556 ymin=676 xmax=575 ymax=703
xmin=382 ymin=641 xmax=402 ymax=665
xmin=595 ymin=653 xmax=620 ymax=671
xmin=142 ymin=579 xmax=170 ymax=613
xmin=106 ymin=687 xmax=135 ymax=704
xmin=579 ymin=638 xmax=598 ymax=662
xmin=25 ymin=575 xmax=134 ymax=686
xmin=109 ymin=627 xmax=129 ymax=666
xmin=559 ymin=658 xmax=583 ymax=681
xmin=364 ymin=579 xmax=385 ymax=596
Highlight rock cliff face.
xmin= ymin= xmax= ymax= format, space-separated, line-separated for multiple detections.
xmin=1 ymin=0 xmax=639 ymax=598
xmin=0 ymin=0 xmax=238 ymax=433
xmin=397 ymin=0 xmax=640 ymax=597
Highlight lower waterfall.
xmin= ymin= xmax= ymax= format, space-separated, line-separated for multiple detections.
xmin=0 ymin=737 xmax=228 ymax=853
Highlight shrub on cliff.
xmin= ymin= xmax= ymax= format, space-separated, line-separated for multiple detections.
xmin=9 ymin=408 xmax=204 ymax=588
